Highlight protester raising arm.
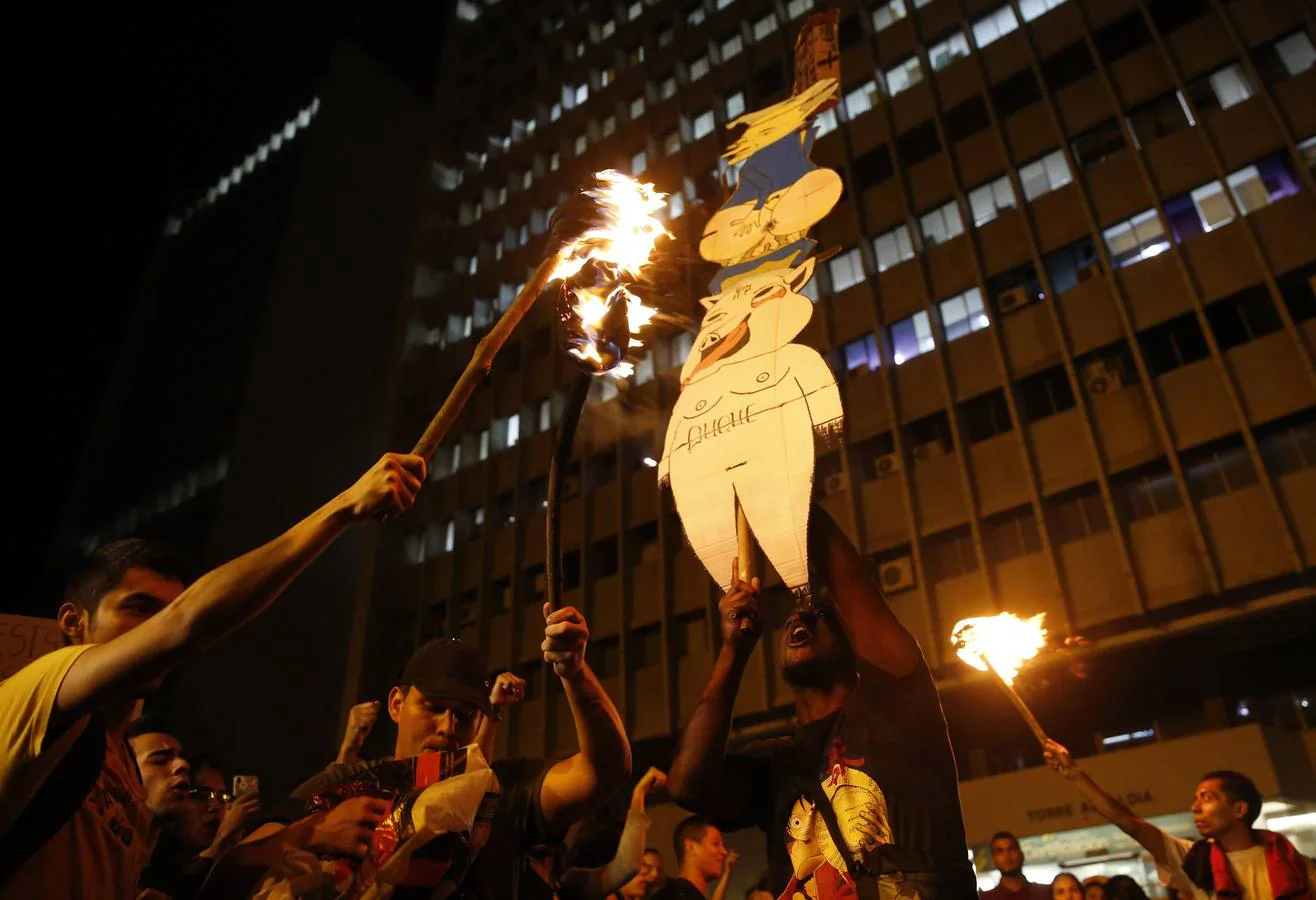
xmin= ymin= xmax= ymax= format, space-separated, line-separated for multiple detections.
xmin=808 ymin=503 xmax=920 ymax=678
xmin=1044 ymin=740 xmax=1168 ymax=866
xmin=538 ymin=603 xmax=633 ymax=833
xmin=336 ymin=701 xmax=381 ymax=766
xmin=55 ymin=454 xmax=425 ymax=721
xmin=559 ymin=767 xmax=666 ymax=900
xmin=666 ymin=564 xmax=763 ymax=822
xmin=476 ymin=671 xmax=527 ymax=763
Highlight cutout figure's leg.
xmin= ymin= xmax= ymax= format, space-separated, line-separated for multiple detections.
xmin=672 ymin=465 xmax=739 ymax=592
xmin=735 ymin=442 xmax=814 ymax=591
xmin=769 ymin=168 xmax=843 ymax=235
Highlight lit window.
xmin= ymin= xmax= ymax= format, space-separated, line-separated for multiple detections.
xmin=632 ymin=149 xmax=648 ymax=174
xmin=631 ymin=95 xmax=646 ymax=118
xmin=1103 ymin=209 xmax=1169 ymax=267
xmin=1190 ymin=180 xmax=1234 ymax=232
xmin=1227 ymin=160 xmax=1297 ymax=214
xmin=506 ymin=414 xmax=521 ymax=448
xmin=872 ymin=0 xmax=907 ymax=33
xmin=799 ymin=277 xmax=820 ymax=303
xmin=843 ymin=82 xmax=878 ymax=120
xmin=634 ymin=353 xmax=656 ymax=384
xmin=843 ymin=334 xmax=881 ymax=374
xmin=928 ymin=31 xmax=971 ymax=71
xmin=920 ymin=199 xmax=964 ymax=246
xmin=494 ymin=242 xmax=504 ymax=261
xmin=828 ymin=247 xmax=866 ymax=292
xmin=601 ymin=18 xmax=616 ymax=39
xmin=716 ymin=0 xmax=733 ymax=8
xmin=940 ymin=287 xmax=990 ymax=341
xmin=690 ymin=55 xmax=711 ymax=81
xmin=1018 ymin=149 xmax=1072 ymax=200
xmin=661 ymin=76 xmax=678 ymax=99
xmin=551 ymin=102 xmax=562 ymax=122
xmin=693 ymin=109 xmax=716 ymax=139
xmin=602 ymin=115 xmax=617 ymax=137
xmin=628 ymin=45 xmax=645 ymax=67
xmin=688 ymin=4 xmax=706 ymax=26
xmin=522 ymin=169 xmax=534 ymax=189
xmin=1274 ymin=31 xmax=1315 ymax=76
xmin=479 ymin=429 xmax=490 ymax=461
xmin=753 ymin=13 xmax=778 ymax=40
xmin=575 ymin=133 xmax=588 ymax=155
xmin=444 ymin=520 xmax=455 ymax=552
xmin=538 ymin=399 xmax=553 ymax=431
xmin=468 ymin=256 xmax=478 ymax=275
xmin=727 ymin=91 xmax=746 ymax=119
xmin=664 ymin=129 xmax=682 ymax=155
xmin=574 ymin=83 xmax=590 ymax=106
xmin=1207 ymin=63 xmax=1254 ymax=110
xmin=1018 ymin=0 xmax=1066 ymax=23
xmin=873 ymin=225 xmax=916 ymax=271
xmin=891 ymin=311 xmax=935 ymax=364
xmin=669 ymin=191 xmax=685 ymax=219
xmin=456 ymin=0 xmax=480 ymax=21
xmin=886 ymin=56 xmax=924 ymax=96
xmin=628 ymin=1 xmax=643 ymax=20
xmin=815 ymin=107 xmax=839 ymax=137
xmin=786 ymin=0 xmax=813 ymax=18
xmin=967 ymin=174 xmax=1017 ymax=227
xmin=670 ymin=331 xmax=695 ymax=365
xmin=599 ymin=67 xmax=615 ymax=87
xmin=550 ymin=151 xmax=560 ymax=171
xmin=721 ymin=35 xmax=743 ymax=61
xmin=659 ymin=27 xmax=675 ymax=48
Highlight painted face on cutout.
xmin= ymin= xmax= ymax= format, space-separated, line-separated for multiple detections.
xmin=680 ymin=258 xmax=817 ymax=386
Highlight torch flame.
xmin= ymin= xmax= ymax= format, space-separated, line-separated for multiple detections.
xmin=553 ymin=170 xmax=668 ymax=379
xmin=950 ymin=613 xmax=1047 ymax=685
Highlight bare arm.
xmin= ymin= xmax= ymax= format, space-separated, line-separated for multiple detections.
xmin=1044 ymin=740 xmax=1167 ymax=864
xmin=711 ymin=850 xmax=740 ymax=900
xmin=336 ymin=701 xmax=380 ymax=766
xmin=667 ymin=568 xmax=761 ymax=820
xmin=57 ymin=455 xmax=424 ymax=718
xmin=538 ymin=604 xmax=632 ymax=833
xmin=475 ymin=672 xmax=526 ymax=762
xmin=809 ymin=503 xmax=920 ymax=678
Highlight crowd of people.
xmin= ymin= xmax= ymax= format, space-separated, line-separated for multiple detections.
xmin=1 ymin=452 xmax=1312 ymax=899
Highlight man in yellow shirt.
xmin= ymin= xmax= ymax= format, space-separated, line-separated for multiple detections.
xmin=0 ymin=452 xmax=424 ymax=898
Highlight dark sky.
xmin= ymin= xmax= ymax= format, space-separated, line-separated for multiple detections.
xmin=14 ymin=5 xmax=443 ymax=609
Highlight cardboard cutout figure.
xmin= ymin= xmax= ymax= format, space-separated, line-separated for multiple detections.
xmin=661 ymin=20 xmax=845 ymax=595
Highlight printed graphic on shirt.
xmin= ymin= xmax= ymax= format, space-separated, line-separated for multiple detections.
xmin=84 ymin=743 xmax=152 ymax=854
xmin=780 ymin=738 xmax=891 ymax=900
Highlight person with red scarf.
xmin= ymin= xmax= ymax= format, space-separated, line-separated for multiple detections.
xmin=1044 ymin=740 xmax=1314 ymax=900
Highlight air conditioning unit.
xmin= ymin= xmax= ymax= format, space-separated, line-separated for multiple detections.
xmin=912 ymin=440 xmax=945 ymax=463
xmin=561 ymin=474 xmax=582 ymax=499
xmin=823 ymin=472 xmax=847 ymax=495
xmin=1077 ymin=261 xmax=1102 ymax=282
xmin=996 ymin=285 xmax=1030 ymax=314
xmin=1083 ymin=360 xmax=1124 ymax=396
xmin=879 ymin=556 xmax=915 ymax=593
xmin=874 ymin=452 xmax=902 ymax=478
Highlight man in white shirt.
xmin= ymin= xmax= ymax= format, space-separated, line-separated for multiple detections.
xmin=1044 ymin=740 xmax=1315 ymax=900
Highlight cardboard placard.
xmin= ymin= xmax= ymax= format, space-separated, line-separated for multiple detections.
xmin=792 ymin=11 xmax=842 ymax=107
xmin=0 ymin=615 xmax=65 ymax=680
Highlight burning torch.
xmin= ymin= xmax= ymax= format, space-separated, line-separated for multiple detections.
xmin=544 ymin=171 xmax=668 ymax=611
xmin=950 ymin=613 xmax=1051 ymax=746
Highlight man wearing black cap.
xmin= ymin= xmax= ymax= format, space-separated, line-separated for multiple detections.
xmin=207 ymin=602 xmax=630 ymax=899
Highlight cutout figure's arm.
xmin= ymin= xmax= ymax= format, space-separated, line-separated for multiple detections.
xmin=809 ymin=503 xmax=920 ymax=677
xmin=789 ymin=346 xmax=844 ymax=432
xmin=657 ymin=410 xmax=682 ymax=488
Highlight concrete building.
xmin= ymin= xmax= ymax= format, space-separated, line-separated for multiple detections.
xmin=362 ymin=0 xmax=1315 ymax=893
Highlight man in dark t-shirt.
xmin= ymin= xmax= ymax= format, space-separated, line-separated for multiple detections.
xmin=668 ymin=506 xmax=975 ymax=900
xmin=203 ymin=604 xmax=630 ymax=899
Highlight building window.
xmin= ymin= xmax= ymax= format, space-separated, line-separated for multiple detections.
xmin=753 ymin=13 xmax=778 ymax=40
xmin=891 ymin=311 xmax=935 ymax=364
xmin=945 ymin=95 xmax=991 ymax=143
xmin=1205 ymin=286 xmax=1283 ymax=351
xmin=668 ymin=191 xmax=685 ymax=220
xmin=721 ymin=34 xmax=743 ymax=61
xmin=602 ymin=115 xmax=617 ymax=137
xmin=787 ymin=0 xmax=813 ymax=18
xmin=691 ymin=109 xmax=716 ymax=141
xmin=873 ymin=0 xmax=907 ymax=33
xmin=1018 ymin=0 xmax=1067 ymax=23
xmin=898 ymin=120 xmax=942 ymax=167
xmin=1112 ymin=462 xmax=1183 ymax=522
xmin=886 ymin=56 xmax=924 ymax=96
xmin=538 ymin=399 xmax=553 ymax=432
xmin=828 ymin=247 xmax=866 ymax=292
xmin=1071 ymin=118 xmax=1125 ymax=168
xmin=1256 ymin=415 xmax=1316 ymax=477
xmin=630 ymin=95 xmax=646 ymax=119
xmin=659 ymin=24 xmax=675 ymax=47
xmin=1186 ymin=63 xmax=1254 ymax=112
xmin=1103 ymin=209 xmax=1169 ymax=268
xmin=842 ymin=334 xmax=881 ymax=374
xmin=982 ymin=508 xmax=1042 ymax=565
xmin=873 ymin=225 xmax=916 ymax=272
xmin=1019 ymin=149 xmax=1072 ymax=200
xmin=660 ymin=75 xmax=678 ymax=99
xmin=628 ymin=1 xmax=643 ymax=19
xmin=663 ymin=129 xmax=682 ymax=155
xmin=973 ymin=5 xmax=1019 ymax=48
xmin=842 ymin=82 xmax=878 ymax=120
xmin=928 ymin=31 xmax=971 ymax=71
xmin=1044 ymin=484 xmax=1110 ymax=545
xmin=967 ymin=174 xmax=1017 ymax=227
xmin=1254 ymin=31 xmax=1316 ymax=84
xmin=1184 ymin=438 xmax=1260 ymax=502
xmin=689 ymin=54 xmax=711 ymax=81
xmin=920 ymin=199 xmax=964 ymax=246
xmin=1127 ymin=90 xmax=1194 ymax=149
xmin=726 ymin=91 xmax=746 ymax=119
xmin=631 ymin=149 xmax=647 ymax=173
xmin=687 ymin=3 xmax=706 ymax=27
xmin=1138 ymin=313 xmax=1209 ymax=375
xmin=924 ymin=528 xmax=977 ymax=583
xmin=1229 ymin=155 xmax=1301 ymax=214
xmin=1018 ymin=365 xmax=1076 ymax=422
xmin=575 ymin=133 xmax=589 ymax=155
xmin=963 ymin=389 xmax=1012 ymax=443
xmin=814 ymin=107 xmax=838 ymax=137
xmin=478 ymin=428 xmax=491 ymax=461
xmin=549 ymin=151 xmax=560 ymax=171
xmin=940 ymin=287 xmax=989 ymax=341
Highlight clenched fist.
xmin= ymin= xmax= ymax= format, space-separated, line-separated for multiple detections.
xmin=542 ymin=603 xmax=589 ymax=677
xmin=490 ymin=672 xmax=527 ymax=709
xmin=309 ymin=796 xmax=389 ymax=859
xmin=718 ymin=558 xmax=762 ymax=656
xmin=339 ymin=453 xmax=426 ymax=522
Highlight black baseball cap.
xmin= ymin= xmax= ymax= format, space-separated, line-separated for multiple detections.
xmin=398 ymin=638 xmax=492 ymax=716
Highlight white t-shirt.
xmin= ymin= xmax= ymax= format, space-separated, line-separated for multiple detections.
xmin=1158 ymin=830 xmax=1316 ymax=900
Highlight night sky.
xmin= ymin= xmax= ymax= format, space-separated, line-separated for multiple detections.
xmin=14 ymin=4 xmax=443 ymax=608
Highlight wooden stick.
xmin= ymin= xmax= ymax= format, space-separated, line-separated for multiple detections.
xmin=411 ymin=252 xmax=562 ymax=460
xmin=735 ymin=497 xmax=756 ymax=635
xmin=994 ymin=672 xmax=1050 ymax=747
xmin=546 ymin=372 xmax=592 ymax=612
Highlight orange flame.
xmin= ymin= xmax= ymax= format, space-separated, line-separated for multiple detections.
xmin=950 ymin=613 xmax=1047 ymax=685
